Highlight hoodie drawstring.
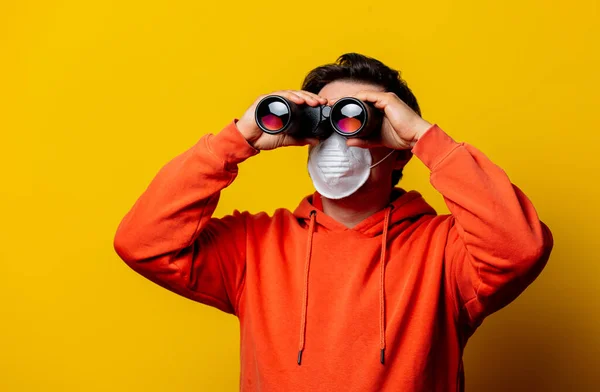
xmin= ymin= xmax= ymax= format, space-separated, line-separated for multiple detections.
xmin=298 ymin=210 xmax=316 ymax=365
xmin=379 ymin=206 xmax=392 ymax=365
xmin=297 ymin=206 xmax=393 ymax=366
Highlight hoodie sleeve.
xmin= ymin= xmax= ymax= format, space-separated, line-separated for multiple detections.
xmin=113 ymin=121 xmax=259 ymax=315
xmin=412 ymin=125 xmax=553 ymax=328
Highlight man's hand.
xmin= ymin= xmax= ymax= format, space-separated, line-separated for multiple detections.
xmin=236 ymin=90 xmax=327 ymax=151
xmin=345 ymin=91 xmax=433 ymax=150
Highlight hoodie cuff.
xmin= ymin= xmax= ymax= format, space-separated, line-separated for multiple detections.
xmin=207 ymin=120 xmax=260 ymax=170
xmin=411 ymin=124 xmax=462 ymax=171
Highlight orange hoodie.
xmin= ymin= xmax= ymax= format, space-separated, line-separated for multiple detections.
xmin=114 ymin=121 xmax=553 ymax=391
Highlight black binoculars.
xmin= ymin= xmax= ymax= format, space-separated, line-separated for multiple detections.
xmin=254 ymin=95 xmax=383 ymax=139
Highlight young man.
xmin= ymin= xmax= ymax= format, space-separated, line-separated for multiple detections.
xmin=114 ymin=53 xmax=553 ymax=391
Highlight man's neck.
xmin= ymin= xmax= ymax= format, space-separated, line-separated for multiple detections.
xmin=320 ymin=185 xmax=393 ymax=229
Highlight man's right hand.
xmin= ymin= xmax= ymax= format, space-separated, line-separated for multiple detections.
xmin=236 ymin=90 xmax=327 ymax=151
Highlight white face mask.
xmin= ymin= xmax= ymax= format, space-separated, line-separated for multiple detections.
xmin=307 ymin=133 xmax=395 ymax=200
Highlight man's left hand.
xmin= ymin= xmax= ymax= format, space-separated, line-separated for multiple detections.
xmin=345 ymin=91 xmax=432 ymax=150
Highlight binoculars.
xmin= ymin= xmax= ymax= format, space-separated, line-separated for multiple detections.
xmin=254 ymin=95 xmax=383 ymax=139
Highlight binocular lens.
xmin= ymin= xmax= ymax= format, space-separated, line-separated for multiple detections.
xmin=331 ymin=101 xmax=366 ymax=135
xmin=256 ymin=97 xmax=291 ymax=133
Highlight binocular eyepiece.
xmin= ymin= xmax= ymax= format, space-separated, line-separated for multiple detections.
xmin=255 ymin=95 xmax=383 ymax=139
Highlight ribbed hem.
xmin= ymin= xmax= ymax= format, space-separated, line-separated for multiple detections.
xmin=411 ymin=125 xmax=462 ymax=171
xmin=208 ymin=120 xmax=260 ymax=170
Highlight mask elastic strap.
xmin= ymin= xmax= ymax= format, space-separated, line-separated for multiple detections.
xmin=369 ymin=150 xmax=396 ymax=169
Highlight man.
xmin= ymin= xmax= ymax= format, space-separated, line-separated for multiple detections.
xmin=114 ymin=53 xmax=553 ymax=391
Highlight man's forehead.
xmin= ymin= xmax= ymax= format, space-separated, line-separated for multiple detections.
xmin=318 ymin=81 xmax=384 ymax=102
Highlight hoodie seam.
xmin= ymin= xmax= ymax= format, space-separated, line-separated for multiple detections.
xmin=447 ymin=216 xmax=483 ymax=326
xmin=182 ymin=190 xmax=235 ymax=314
xmin=429 ymin=143 xmax=464 ymax=172
xmin=185 ymin=193 xmax=215 ymax=248
xmin=185 ymin=162 xmax=243 ymax=315
xmin=445 ymin=217 xmax=462 ymax=327
xmin=204 ymin=133 xmax=240 ymax=173
xmin=215 ymin=171 xmax=247 ymax=316
xmin=176 ymin=191 xmax=215 ymax=297
xmin=456 ymin=233 xmax=485 ymax=325
xmin=463 ymin=242 xmax=485 ymax=322
xmin=461 ymin=296 xmax=479 ymax=326
xmin=234 ymin=214 xmax=249 ymax=317
xmin=203 ymin=134 xmax=223 ymax=169
xmin=234 ymin=271 xmax=247 ymax=316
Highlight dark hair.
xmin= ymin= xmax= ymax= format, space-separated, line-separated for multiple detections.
xmin=302 ymin=53 xmax=421 ymax=186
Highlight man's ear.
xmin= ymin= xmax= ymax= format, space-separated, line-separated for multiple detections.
xmin=394 ymin=150 xmax=413 ymax=170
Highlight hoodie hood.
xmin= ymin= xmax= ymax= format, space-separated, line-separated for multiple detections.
xmin=293 ymin=188 xmax=437 ymax=236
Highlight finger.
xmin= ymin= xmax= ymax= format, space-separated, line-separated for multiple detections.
xmin=327 ymin=97 xmax=340 ymax=106
xmin=292 ymin=91 xmax=319 ymax=106
xmin=275 ymin=90 xmax=306 ymax=105
xmin=292 ymin=90 xmax=321 ymax=107
xmin=353 ymin=91 xmax=390 ymax=110
xmin=300 ymin=90 xmax=328 ymax=105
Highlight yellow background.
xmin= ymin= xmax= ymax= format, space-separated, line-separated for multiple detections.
xmin=1 ymin=0 xmax=599 ymax=391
